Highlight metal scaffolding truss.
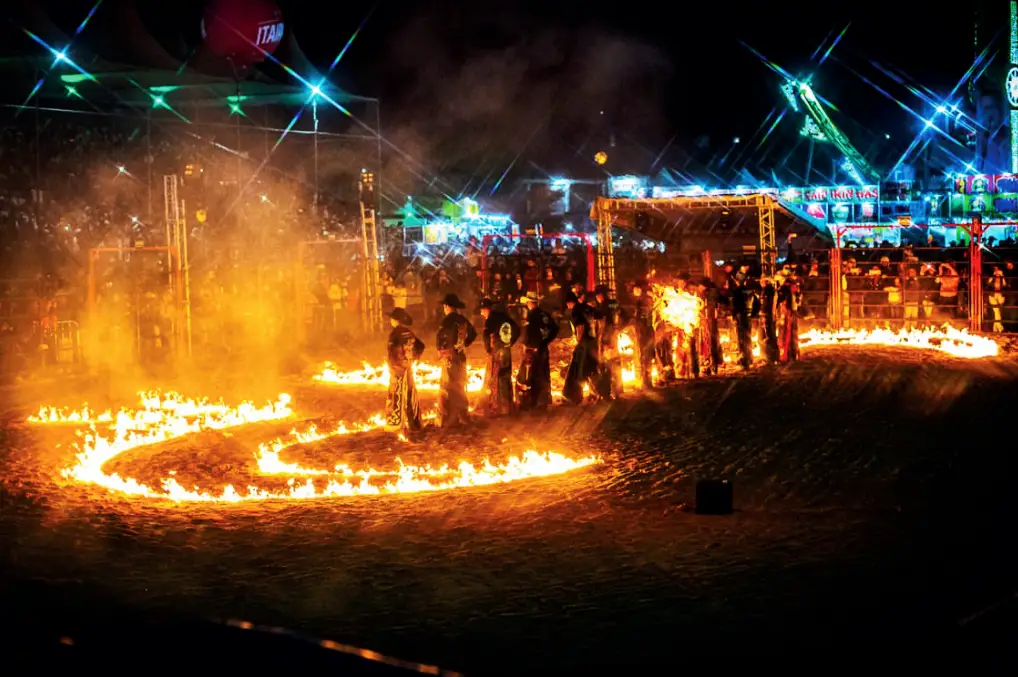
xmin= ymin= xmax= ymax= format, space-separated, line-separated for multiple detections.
xmin=593 ymin=193 xmax=780 ymax=283
xmin=595 ymin=208 xmax=616 ymax=295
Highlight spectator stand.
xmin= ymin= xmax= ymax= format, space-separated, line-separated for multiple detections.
xmin=830 ymin=222 xmax=982 ymax=332
xmin=86 ymin=245 xmax=187 ymax=369
xmin=480 ymin=232 xmax=595 ymax=299
xmin=0 ymin=277 xmax=77 ymax=377
xmin=295 ymin=238 xmax=370 ymax=346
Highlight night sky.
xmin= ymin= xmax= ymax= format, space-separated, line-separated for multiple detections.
xmin=4 ymin=0 xmax=1002 ymax=182
xmin=293 ymin=1 xmax=987 ymax=145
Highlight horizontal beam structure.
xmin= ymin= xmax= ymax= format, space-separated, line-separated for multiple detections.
xmin=47 ymin=67 xmax=376 ymax=107
xmin=595 ymin=195 xmax=827 ymax=237
xmin=596 ymin=194 xmax=775 ymax=213
xmin=594 ymin=193 xmax=782 ymax=275
xmin=594 ymin=194 xmax=779 ymax=241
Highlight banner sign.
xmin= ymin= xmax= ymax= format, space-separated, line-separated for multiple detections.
xmin=782 ymin=185 xmax=879 ymax=204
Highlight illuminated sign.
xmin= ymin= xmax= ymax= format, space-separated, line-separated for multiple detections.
xmin=255 ymin=21 xmax=284 ymax=47
xmin=787 ymin=185 xmax=879 ymax=203
xmin=423 ymin=223 xmax=448 ymax=245
xmin=1011 ymin=1 xmax=1018 ymax=172
xmin=607 ymin=175 xmax=649 ymax=199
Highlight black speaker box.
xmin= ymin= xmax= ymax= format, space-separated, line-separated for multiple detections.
xmin=695 ymin=479 xmax=733 ymax=515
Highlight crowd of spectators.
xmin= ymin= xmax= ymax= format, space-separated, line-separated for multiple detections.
xmin=767 ymin=238 xmax=1018 ymax=332
xmin=5 ymin=112 xmax=1018 ymax=380
xmin=0 ymin=111 xmax=367 ymax=377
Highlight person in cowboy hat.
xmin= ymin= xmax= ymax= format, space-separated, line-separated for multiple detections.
xmin=479 ymin=297 xmax=521 ymax=416
xmin=593 ymin=285 xmax=625 ymax=398
xmin=756 ymin=275 xmax=780 ymax=364
xmin=629 ymin=279 xmax=656 ymax=387
xmin=562 ymin=290 xmax=602 ymax=404
xmin=775 ymin=271 xmax=802 ymax=363
xmin=722 ymin=260 xmax=754 ymax=371
xmin=694 ymin=276 xmax=724 ymax=375
xmin=385 ymin=307 xmax=426 ymax=433
xmin=517 ymin=289 xmax=557 ymax=409
xmin=435 ymin=293 xmax=477 ymax=427
xmin=516 ymin=291 xmax=558 ymax=410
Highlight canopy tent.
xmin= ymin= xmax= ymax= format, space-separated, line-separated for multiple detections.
xmin=32 ymin=63 xmax=374 ymax=110
xmin=4 ymin=0 xmax=374 ymax=108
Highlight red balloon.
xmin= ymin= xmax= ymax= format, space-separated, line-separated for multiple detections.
xmin=201 ymin=0 xmax=284 ymax=68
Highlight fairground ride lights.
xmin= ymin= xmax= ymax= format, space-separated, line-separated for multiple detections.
xmin=36 ymin=392 xmax=598 ymax=503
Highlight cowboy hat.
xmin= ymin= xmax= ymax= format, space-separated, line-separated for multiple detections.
xmin=389 ymin=307 xmax=414 ymax=326
xmin=441 ymin=293 xmax=466 ymax=309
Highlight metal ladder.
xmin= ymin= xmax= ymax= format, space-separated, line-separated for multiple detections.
xmin=163 ymin=175 xmax=180 ymax=281
xmin=163 ymin=174 xmax=192 ymax=356
xmin=594 ymin=200 xmax=617 ymax=298
xmin=359 ymin=171 xmax=383 ymax=333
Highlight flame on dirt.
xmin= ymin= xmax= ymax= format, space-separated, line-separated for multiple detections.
xmin=38 ymin=391 xmax=597 ymax=503
xmin=315 ymin=328 xmax=644 ymax=395
xmin=798 ymin=325 xmax=1000 ymax=358
xmin=719 ymin=333 xmax=762 ymax=363
xmin=314 ymin=362 xmax=486 ymax=392
xmin=29 ymin=406 xmax=114 ymax=425
xmin=255 ymin=422 xmax=599 ymax=497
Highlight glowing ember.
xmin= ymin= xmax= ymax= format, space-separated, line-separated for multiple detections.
xmin=314 ymin=361 xmax=486 ymax=393
xmin=37 ymin=391 xmax=598 ymax=503
xmin=719 ymin=333 xmax=762 ymax=364
xmin=653 ymin=284 xmax=703 ymax=332
xmin=798 ymin=325 xmax=1000 ymax=359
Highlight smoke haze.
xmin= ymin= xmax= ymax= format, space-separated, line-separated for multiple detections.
xmin=371 ymin=9 xmax=674 ymax=192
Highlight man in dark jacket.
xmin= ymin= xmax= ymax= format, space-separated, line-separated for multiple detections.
xmin=562 ymin=290 xmax=601 ymax=404
xmin=479 ymin=297 xmax=521 ymax=416
xmin=436 ymin=293 xmax=477 ymax=427
xmin=516 ymin=291 xmax=559 ymax=410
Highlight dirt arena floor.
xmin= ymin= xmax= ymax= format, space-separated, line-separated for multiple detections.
xmin=1 ymin=346 xmax=1016 ymax=672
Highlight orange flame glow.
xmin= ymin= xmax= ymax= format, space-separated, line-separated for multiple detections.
xmin=798 ymin=325 xmax=1000 ymax=358
xmin=652 ymin=284 xmax=703 ymax=333
xmin=38 ymin=392 xmax=598 ymax=503
xmin=313 ymin=362 xmax=486 ymax=392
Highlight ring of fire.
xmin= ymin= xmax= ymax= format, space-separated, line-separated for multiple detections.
xmin=32 ymin=392 xmax=600 ymax=503
xmin=28 ymin=325 xmax=998 ymax=505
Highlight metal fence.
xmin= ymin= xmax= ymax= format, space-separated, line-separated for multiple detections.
xmin=831 ymin=246 xmax=970 ymax=330
xmin=976 ymin=246 xmax=1018 ymax=334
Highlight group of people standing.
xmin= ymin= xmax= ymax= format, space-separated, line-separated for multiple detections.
xmin=627 ymin=264 xmax=805 ymax=386
xmin=382 ymin=262 xmax=806 ymax=435
xmin=715 ymin=262 xmax=806 ymax=368
xmin=383 ymin=291 xmax=560 ymax=433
